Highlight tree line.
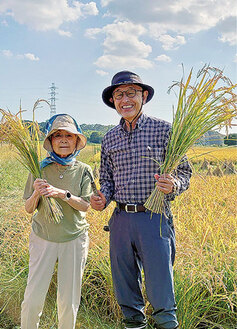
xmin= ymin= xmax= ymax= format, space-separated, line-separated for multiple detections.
xmin=38 ymin=121 xmax=115 ymax=144
xmin=33 ymin=121 xmax=237 ymax=146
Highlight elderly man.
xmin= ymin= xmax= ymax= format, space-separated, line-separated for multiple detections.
xmin=91 ymin=71 xmax=192 ymax=329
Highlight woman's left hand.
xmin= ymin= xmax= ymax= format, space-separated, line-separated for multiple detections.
xmin=155 ymin=173 xmax=175 ymax=194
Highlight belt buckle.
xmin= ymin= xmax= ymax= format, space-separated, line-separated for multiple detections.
xmin=125 ymin=204 xmax=137 ymax=213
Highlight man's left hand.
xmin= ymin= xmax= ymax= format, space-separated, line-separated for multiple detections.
xmin=155 ymin=173 xmax=175 ymax=194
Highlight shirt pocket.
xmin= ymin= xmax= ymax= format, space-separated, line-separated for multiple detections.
xmin=139 ymin=145 xmax=163 ymax=175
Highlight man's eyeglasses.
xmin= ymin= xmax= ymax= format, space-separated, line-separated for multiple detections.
xmin=112 ymin=87 xmax=143 ymax=100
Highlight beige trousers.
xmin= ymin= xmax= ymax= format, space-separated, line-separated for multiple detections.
xmin=21 ymin=231 xmax=89 ymax=329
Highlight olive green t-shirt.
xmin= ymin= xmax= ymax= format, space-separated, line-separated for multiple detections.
xmin=24 ymin=161 xmax=93 ymax=243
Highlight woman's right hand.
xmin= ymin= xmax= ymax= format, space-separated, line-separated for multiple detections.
xmin=33 ymin=178 xmax=49 ymax=196
xmin=25 ymin=178 xmax=47 ymax=214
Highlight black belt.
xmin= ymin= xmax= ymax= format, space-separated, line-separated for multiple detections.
xmin=117 ymin=203 xmax=146 ymax=213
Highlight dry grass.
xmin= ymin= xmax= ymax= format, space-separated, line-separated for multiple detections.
xmin=187 ymin=146 xmax=237 ymax=164
xmin=0 ymin=144 xmax=236 ymax=328
xmin=174 ymin=175 xmax=236 ymax=276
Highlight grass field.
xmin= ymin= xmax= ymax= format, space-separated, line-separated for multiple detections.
xmin=0 ymin=144 xmax=236 ymax=328
xmin=187 ymin=146 xmax=237 ymax=164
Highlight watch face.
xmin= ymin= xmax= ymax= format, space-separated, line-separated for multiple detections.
xmin=66 ymin=191 xmax=71 ymax=199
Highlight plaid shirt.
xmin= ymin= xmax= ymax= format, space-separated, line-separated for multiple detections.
xmin=100 ymin=113 xmax=192 ymax=216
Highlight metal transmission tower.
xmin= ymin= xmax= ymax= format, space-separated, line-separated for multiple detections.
xmin=49 ymin=83 xmax=58 ymax=117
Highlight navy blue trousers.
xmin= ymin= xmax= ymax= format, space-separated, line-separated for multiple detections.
xmin=109 ymin=208 xmax=178 ymax=329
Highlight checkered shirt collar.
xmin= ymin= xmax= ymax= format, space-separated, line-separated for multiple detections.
xmin=119 ymin=113 xmax=148 ymax=132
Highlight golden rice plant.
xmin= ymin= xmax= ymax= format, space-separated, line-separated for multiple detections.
xmin=144 ymin=65 xmax=237 ymax=215
xmin=0 ymin=100 xmax=63 ymax=223
xmin=187 ymin=146 xmax=237 ymax=163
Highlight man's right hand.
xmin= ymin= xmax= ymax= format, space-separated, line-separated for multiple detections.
xmin=90 ymin=191 xmax=106 ymax=211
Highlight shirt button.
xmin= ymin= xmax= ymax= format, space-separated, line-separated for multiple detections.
xmin=131 ymin=179 xmax=135 ymax=183
xmin=132 ymin=195 xmax=135 ymax=198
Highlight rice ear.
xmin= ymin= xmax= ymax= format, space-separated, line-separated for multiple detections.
xmin=0 ymin=102 xmax=63 ymax=223
xmin=144 ymin=65 xmax=237 ymax=215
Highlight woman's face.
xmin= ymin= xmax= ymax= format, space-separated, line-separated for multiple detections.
xmin=51 ymin=130 xmax=78 ymax=157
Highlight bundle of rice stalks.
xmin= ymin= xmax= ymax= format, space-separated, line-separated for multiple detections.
xmin=212 ymin=165 xmax=223 ymax=177
xmin=206 ymin=167 xmax=213 ymax=176
xmin=223 ymin=161 xmax=236 ymax=175
xmin=0 ymin=100 xmax=63 ymax=223
xmin=144 ymin=65 xmax=237 ymax=215
xmin=200 ymin=158 xmax=209 ymax=170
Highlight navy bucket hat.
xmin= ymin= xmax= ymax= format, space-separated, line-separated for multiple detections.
xmin=102 ymin=71 xmax=154 ymax=109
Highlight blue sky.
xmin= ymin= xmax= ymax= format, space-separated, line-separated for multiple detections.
xmin=0 ymin=0 xmax=236 ymax=133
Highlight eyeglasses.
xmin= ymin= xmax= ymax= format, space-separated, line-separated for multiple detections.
xmin=112 ymin=87 xmax=143 ymax=100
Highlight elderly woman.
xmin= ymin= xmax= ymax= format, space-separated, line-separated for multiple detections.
xmin=21 ymin=114 xmax=93 ymax=329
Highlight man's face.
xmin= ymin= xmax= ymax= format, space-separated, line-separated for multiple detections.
xmin=110 ymin=84 xmax=148 ymax=122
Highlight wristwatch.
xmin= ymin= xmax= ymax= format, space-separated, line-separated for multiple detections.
xmin=63 ymin=190 xmax=71 ymax=201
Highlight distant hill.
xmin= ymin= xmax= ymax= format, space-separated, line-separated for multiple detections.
xmin=33 ymin=121 xmax=226 ymax=146
xmin=80 ymin=124 xmax=115 ymax=135
xmin=195 ymin=130 xmax=225 ymax=146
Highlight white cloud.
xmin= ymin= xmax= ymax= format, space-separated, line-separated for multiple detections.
xmin=101 ymin=0 xmax=237 ymax=44
xmin=217 ymin=16 xmax=237 ymax=46
xmin=101 ymin=0 xmax=113 ymax=6
xmin=86 ymin=21 xmax=153 ymax=70
xmin=87 ymin=0 xmax=236 ymax=74
xmin=0 ymin=0 xmax=98 ymax=32
xmin=219 ymin=32 xmax=237 ymax=46
xmin=58 ymin=29 xmax=72 ymax=37
xmin=24 ymin=53 xmax=40 ymax=61
xmin=86 ymin=0 xmax=236 ymax=74
xmin=80 ymin=2 xmax=98 ymax=16
xmin=102 ymin=23 xmax=150 ymax=57
xmin=155 ymin=54 xmax=171 ymax=62
xmin=2 ymin=50 xmax=39 ymax=61
xmin=85 ymin=27 xmax=101 ymax=38
xmin=95 ymin=55 xmax=153 ymax=70
xmin=96 ymin=69 xmax=109 ymax=76
xmin=2 ymin=49 xmax=13 ymax=57
xmin=158 ymin=35 xmax=186 ymax=50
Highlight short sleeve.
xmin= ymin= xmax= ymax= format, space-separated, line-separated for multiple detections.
xmin=23 ymin=173 xmax=35 ymax=200
xmin=80 ymin=166 xmax=93 ymax=203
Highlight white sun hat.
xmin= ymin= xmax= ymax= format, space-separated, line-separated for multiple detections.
xmin=43 ymin=114 xmax=87 ymax=152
